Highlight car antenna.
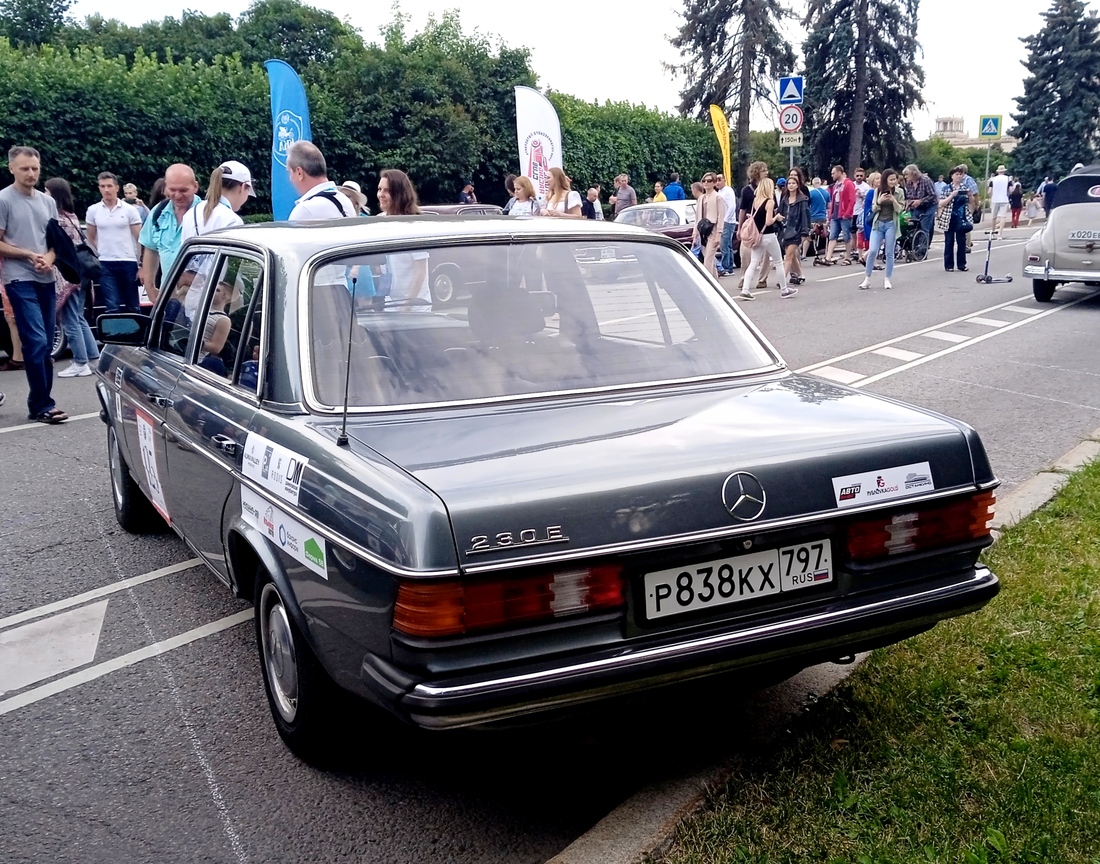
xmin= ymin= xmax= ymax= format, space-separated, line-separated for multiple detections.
xmin=336 ymin=276 xmax=357 ymax=447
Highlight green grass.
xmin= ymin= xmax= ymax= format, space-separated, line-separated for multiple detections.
xmin=663 ymin=462 xmax=1100 ymax=864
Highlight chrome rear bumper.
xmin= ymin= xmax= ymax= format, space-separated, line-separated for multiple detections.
xmin=1023 ymin=264 xmax=1100 ymax=282
xmin=394 ymin=565 xmax=998 ymax=729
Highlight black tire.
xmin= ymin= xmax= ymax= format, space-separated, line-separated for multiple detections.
xmin=51 ymin=313 xmax=68 ymax=360
xmin=255 ymin=575 xmax=342 ymax=762
xmin=908 ymin=228 xmax=929 ymax=262
xmin=107 ymin=425 xmax=168 ymax=534
xmin=429 ymin=264 xmax=461 ymax=306
xmin=1032 ymin=279 xmax=1057 ymax=302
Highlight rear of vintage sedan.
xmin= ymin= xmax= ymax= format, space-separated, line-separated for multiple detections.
xmin=1024 ymin=167 xmax=1100 ymax=301
xmin=278 ymin=220 xmax=999 ymax=742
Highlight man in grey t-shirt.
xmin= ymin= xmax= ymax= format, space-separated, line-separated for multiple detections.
xmin=613 ymin=173 xmax=637 ymax=216
xmin=0 ymin=145 xmax=67 ymax=423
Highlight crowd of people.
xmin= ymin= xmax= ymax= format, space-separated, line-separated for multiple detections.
xmin=0 ymin=137 xmax=1069 ymax=423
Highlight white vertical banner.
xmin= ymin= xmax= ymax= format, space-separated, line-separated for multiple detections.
xmin=515 ymin=85 xmax=563 ymax=203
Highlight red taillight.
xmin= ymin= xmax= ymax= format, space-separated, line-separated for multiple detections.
xmin=393 ymin=564 xmax=625 ymax=637
xmin=846 ymin=490 xmax=995 ymax=562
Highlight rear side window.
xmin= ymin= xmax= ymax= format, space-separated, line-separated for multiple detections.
xmin=306 ymin=240 xmax=775 ymax=409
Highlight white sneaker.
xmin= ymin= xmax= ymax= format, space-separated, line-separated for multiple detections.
xmin=858 ymin=277 xmax=871 ymax=290
xmin=58 ymin=363 xmax=91 ymax=378
xmin=737 ymin=290 xmax=755 ymax=301
xmin=780 ymin=286 xmax=798 ymax=298
xmin=884 ymin=278 xmax=893 ymax=290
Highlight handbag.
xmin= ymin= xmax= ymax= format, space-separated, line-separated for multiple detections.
xmin=72 ymin=217 xmax=101 ymax=281
xmin=934 ymin=200 xmax=953 ymax=234
xmin=740 ymin=203 xmax=763 ymax=248
xmin=696 ymin=199 xmax=715 ymax=241
xmin=958 ymin=207 xmax=973 ymax=234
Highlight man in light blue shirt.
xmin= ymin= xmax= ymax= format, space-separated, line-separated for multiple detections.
xmin=138 ymin=163 xmax=199 ymax=300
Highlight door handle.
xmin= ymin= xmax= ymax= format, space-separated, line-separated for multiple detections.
xmin=148 ymin=394 xmax=173 ymax=409
xmin=211 ymin=434 xmax=239 ymax=457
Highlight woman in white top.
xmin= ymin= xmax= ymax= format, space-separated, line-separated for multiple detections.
xmin=181 ymin=160 xmax=255 ymax=241
xmin=376 ymin=169 xmax=431 ymax=312
xmin=508 ymin=176 xmax=539 ymax=216
xmin=541 ymin=167 xmax=583 ymax=218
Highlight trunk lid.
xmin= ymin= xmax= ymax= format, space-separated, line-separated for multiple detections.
xmin=346 ymin=378 xmax=980 ymax=568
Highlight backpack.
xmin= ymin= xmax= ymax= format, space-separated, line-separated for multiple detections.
xmin=740 ymin=203 xmax=764 ymax=248
xmin=313 ymin=190 xmax=353 ymax=217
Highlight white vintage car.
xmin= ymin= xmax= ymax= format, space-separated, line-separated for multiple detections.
xmin=1023 ymin=165 xmax=1100 ymax=301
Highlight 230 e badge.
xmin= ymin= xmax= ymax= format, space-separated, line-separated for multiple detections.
xmin=466 ymin=525 xmax=569 ymax=555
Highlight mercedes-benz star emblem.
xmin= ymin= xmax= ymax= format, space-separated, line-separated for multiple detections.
xmin=722 ymin=472 xmax=767 ymax=521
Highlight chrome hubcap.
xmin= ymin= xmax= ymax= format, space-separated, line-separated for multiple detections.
xmin=260 ymin=583 xmax=298 ymax=723
xmin=108 ymin=428 xmax=125 ymax=509
xmin=434 ymin=273 xmax=454 ymax=303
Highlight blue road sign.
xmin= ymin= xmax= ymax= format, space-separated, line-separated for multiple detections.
xmin=779 ymin=76 xmax=804 ymax=105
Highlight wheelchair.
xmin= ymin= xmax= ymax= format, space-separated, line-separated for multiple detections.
xmin=893 ymin=210 xmax=930 ymax=262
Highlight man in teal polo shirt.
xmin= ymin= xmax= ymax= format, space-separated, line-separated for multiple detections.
xmin=139 ymin=163 xmax=199 ymax=301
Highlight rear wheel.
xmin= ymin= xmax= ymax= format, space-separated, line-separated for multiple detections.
xmin=908 ymin=228 xmax=929 ymax=262
xmin=430 ymin=264 xmax=461 ymax=306
xmin=108 ymin=425 xmax=167 ymax=533
xmin=256 ymin=576 xmax=342 ymax=762
xmin=1032 ymin=279 xmax=1057 ymax=302
xmin=51 ymin=313 xmax=68 ymax=360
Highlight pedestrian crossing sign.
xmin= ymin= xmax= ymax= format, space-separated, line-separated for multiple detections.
xmin=979 ymin=115 xmax=1002 ymax=138
xmin=778 ymin=76 xmax=804 ymax=105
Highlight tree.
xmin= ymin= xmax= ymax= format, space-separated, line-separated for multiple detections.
xmin=671 ymin=0 xmax=795 ymax=183
xmin=801 ymin=0 xmax=924 ymax=174
xmin=236 ymin=0 xmax=361 ymax=68
xmin=0 ymin=0 xmax=70 ymax=46
xmin=1009 ymin=0 xmax=1100 ymax=186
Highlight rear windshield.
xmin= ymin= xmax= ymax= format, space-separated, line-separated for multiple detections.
xmin=1052 ymin=175 xmax=1100 ymax=208
xmin=306 ymin=240 xmax=776 ymax=408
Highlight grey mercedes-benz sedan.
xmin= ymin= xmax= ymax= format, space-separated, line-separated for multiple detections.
xmin=95 ymin=216 xmax=999 ymax=760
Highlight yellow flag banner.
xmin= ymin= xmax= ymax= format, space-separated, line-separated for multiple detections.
xmin=709 ymin=104 xmax=731 ymax=182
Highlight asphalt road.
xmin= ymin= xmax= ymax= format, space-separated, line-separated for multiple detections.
xmin=1 ymin=227 xmax=1097 ymax=864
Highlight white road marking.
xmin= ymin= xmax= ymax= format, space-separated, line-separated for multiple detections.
xmin=601 ymin=312 xmax=658 ymax=326
xmin=922 ymin=331 xmax=970 ymax=343
xmin=1002 ymin=305 xmax=1041 ymax=315
xmin=967 ymin=317 xmax=1012 ymax=327
xmin=852 ymin=290 xmax=1099 ymax=388
xmin=814 ymin=241 xmax=1028 ymax=282
xmin=0 ymin=559 xmax=202 ymax=632
xmin=0 ymin=610 xmax=252 ymax=717
xmin=813 ymin=366 xmax=865 ymax=384
xmin=0 ymin=412 xmax=100 ymax=435
xmin=873 ymin=346 xmax=924 ymax=362
xmin=0 ymin=601 xmax=108 ymax=695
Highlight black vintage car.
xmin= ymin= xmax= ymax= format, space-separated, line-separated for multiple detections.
xmin=96 ymin=216 xmax=999 ymax=760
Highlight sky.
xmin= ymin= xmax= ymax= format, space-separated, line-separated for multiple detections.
xmin=70 ymin=0 xmax=1090 ymax=140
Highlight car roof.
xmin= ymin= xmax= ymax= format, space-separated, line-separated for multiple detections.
xmin=204 ymin=215 xmax=658 ymax=257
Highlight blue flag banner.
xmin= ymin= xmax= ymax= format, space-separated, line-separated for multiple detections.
xmin=264 ymin=59 xmax=312 ymax=221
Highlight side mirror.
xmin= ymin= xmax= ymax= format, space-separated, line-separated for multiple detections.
xmin=97 ymin=313 xmax=151 ymax=346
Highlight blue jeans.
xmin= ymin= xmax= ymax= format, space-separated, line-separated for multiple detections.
xmin=865 ymin=222 xmax=897 ymax=278
xmin=5 ymin=279 xmax=56 ymax=417
xmin=99 ymin=260 xmax=140 ymax=312
xmin=60 ymin=284 xmax=100 ymax=365
xmin=828 ymin=217 xmax=853 ymax=242
xmin=719 ymin=222 xmax=736 ymax=273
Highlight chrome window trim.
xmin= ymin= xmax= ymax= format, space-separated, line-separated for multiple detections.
xmin=295 ymin=235 xmax=785 ymax=415
xmin=459 ymin=480 xmax=1000 ymax=574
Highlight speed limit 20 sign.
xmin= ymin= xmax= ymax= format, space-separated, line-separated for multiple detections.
xmin=779 ymin=105 xmax=804 ymax=132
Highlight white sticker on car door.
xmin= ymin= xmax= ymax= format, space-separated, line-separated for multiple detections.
xmin=135 ymin=408 xmax=170 ymax=521
xmin=241 ymin=432 xmax=308 ymax=505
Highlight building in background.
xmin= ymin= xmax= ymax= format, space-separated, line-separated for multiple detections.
xmin=933 ymin=116 xmax=1018 ymax=153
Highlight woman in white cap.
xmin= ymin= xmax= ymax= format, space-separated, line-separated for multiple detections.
xmin=181 ymin=160 xmax=255 ymax=241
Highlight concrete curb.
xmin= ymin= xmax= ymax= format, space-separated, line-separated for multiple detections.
xmin=546 ymin=425 xmax=1100 ymax=864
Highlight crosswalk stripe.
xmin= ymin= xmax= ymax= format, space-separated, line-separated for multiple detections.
xmin=812 ymin=366 xmax=865 ymax=384
xmin=873 ymin=346 xmax=924 ymax=362
xmin=923 ymin=331 xmax=969 ymax=343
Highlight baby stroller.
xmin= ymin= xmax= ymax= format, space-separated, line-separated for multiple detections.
xmin=893 ymin=210 xmax=930 ymax=262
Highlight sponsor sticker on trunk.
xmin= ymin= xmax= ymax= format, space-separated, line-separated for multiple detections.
xmin=831 ymin=461 xmax=934 ymax=509
xmin=241 ymin=486 xmax=327 ymax=578
xmin=242 ymin=433 xmax=308 ymax=505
